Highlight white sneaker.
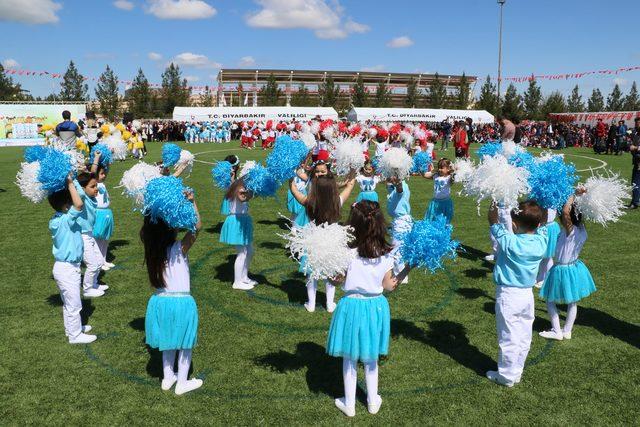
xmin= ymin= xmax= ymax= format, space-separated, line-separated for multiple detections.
xmin=101 ymin=264 xmax=111 ymax=271
xmin=401 ymin=276 xmax=409 ymax=284
xmin=539 ymin=330 xmax=563 ymax=341
xmin=563 ymin=331 xmax=572 ymax=340
xmin=534 ymin=281 xmax=543 ymax=289
xmin=97 ymin=284 xmax=109 ymax=292
xmin=243 ymin=279 xmax=258 ymax=287
xmin=484 ymin=254 xmax=495 ymax=262
xmin=161 ymin=375 xmax=177 ymax=391
xmin=326 ymin=302 xmax=337 ymax=313
xmin=368 ymin=395 xmax=382 ymax=414
xmin=82 ymin=325 xmax=92 ymax=333
xmin=69 ymin=333 xmax=97 ymax=344
xmin=304 ymin=302 xmax=315 ymax=313
xmin=486 ymin=370 xmax=514 ymax=387
xmin=175 ymin=379 xmax=203 ymax=395
xmin=334 ymin=397 xmax=355 ymax=417
xmin=232 ymin=282 xmax=254 ymax=290
xmin=105 ymin=262 xmax=116 ymax=268
xmin=83 ymin=288 xmax=105 ymax=298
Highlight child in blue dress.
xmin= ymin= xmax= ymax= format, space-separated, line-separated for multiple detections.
xmin=327 ymin=200 xmax=398 ymax=417
xmin=93 ymin=164 xmax=115 ymax=271
xmin=219 ymin=155 xmax=240 ymax=216
xmin=535 ymin=208 xmax=561 ymax=288
xmin=423 ymin=158 xmax=454 ymax=223
xmin=539 ymin=191 xmax=596 ymax=340
xmin=142 ymin=191 xmax=203 ymax=395
xmin=220 ymin=179 xmax=256 ymax=290
xmin=287 ymin=162 xmax=309 ymax=222
xmin=386 ymin=176 xmax=412 ymax=283
xmin=355 ymin=160 xmax=380 ymax=203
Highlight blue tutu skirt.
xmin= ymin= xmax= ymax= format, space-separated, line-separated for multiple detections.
xmin=287 ymin=189 xmax=304 ymax=215
xmin=294 ymin=210 xmax=310 ymax=228
xmin=220 ymin=214 xmax=253 ymax=245
xmin=545 ymin=222 xmax=561 ymax=258
xmin=356 ymin=191 xmax=379 ymax=203
xmin=220 ymin=198 xmax=230 ymax=216
xmin=425 ymin=198 xmax=454 ymax=223
xmin=326 ymin=295 xmax=390 ymax=362
xmin=145 ymin=292 xmax=198 ymax=351
xmin=539 ymin=260 xmax=596 ymax=304
xmin=93 ymin=208 xmax=114 ymax=240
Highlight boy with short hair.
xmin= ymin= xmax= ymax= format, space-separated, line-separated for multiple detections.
xmin=486 ymin=200 xmax=548 ymax=387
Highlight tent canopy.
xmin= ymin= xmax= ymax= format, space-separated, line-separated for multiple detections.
xmin=347 ymin=107 xmax=495 ymax=124
xmin=173 ymin=106 xmax=338 ymax=122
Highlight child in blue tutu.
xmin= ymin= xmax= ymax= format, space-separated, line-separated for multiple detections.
xmin=535 ymin=208 xmax=561 ymax=288
xmin=355 ymin=160 xmax=380 ymax=203
xmin=327 ymin=200 xmax=398 ymax=417
xmin=141 ymin=191 xmax=203 ymax=395
xmin=423 ymin=158 xmax=454 ymax=223
xmin=220 ymin=178 xmax=256 ymax=290
xmin=539 ymin=190 xmax=596 ymax=340
xmin=219 ymin=155 xmax=240 ymax=216
xmin=93 ymin=163 xmax=115 ymax=271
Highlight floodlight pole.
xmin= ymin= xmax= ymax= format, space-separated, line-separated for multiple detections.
xmin=497 ymin=0 xmax=506 ymax=107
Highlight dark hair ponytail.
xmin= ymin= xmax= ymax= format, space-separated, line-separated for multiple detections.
xmin=140 ymin=216 xmax=178 ymax=289
xmin=348 ymin=201 xmax=393 ymax=258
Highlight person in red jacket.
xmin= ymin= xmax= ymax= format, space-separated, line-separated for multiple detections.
xmin=594 ymin=118 xmax=607 ymax=154
xmin=454 ymin=121 xmax=470 ymax=158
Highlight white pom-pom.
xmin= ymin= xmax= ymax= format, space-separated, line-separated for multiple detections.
xmin=310 ymin=121 xmax=320 ymax=135
xmin=66 ymin=149 xmax=86 ymax=172
xmin=333 ymin=137 xmax=365 ymax=175
xmin=414 ymin=128 xmax=426 ymax=140
xmin=575 ymin=173 xmax=631 ymax=226
xmin=177 ymin=149 xmax=195 ymax=174
xmin=16 ymin=161 xmax=47 ymax=203
xmin=119 ymin=162 xmax=162 ymax=206
xmin=462 ymin=155 xmax=530 ymax=211
xmin=104 ymin=135 xmax=128 ymax=161
xmin=501 ymin=139 xmax=520 ymax=158
xmin=379 ymin=147 xmax=413 ymax=181
xmin=368 ymin=127 xmax=378 ymax=138
xmin=284 ymin=221 xmax=355 ymax=280
xmin=321 ymin=125 xmax=336 ymax=141
xmin=538 ymin=150 xmax=563 ymax=163
xmin=287 ymin=123 xmax=295 ymax=131
xmin=300 ymin=132 xmax=317 ymax=150
xmin=131 ymin=119 xmax=142 ymax=131
xmin=238 ymin=160 xmax=256 ymax=178
xmin=453 ymin=158 xmax=475 ymax=184
xmin=400 ymin=131 xmax=414 ymax=146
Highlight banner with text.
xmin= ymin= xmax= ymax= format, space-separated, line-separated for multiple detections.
xmin=173 ymin=106 xmax=338 ymax=122
xmin=0 ymin=104 xmax=86 ymax=140
xmin=549 ymin=111 xmax=640 ymax=127
xmin=347 ymin=107 xmax=495 ymax=124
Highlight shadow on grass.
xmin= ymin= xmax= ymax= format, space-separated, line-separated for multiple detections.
xmin=254 ymin=341 xmax=343 ymax=399
xmin=458 ymin=244 xmax=490 ymax=262
xmin=259 ymin=241 xmax=285 ymax=250
xmin=257 ymin=218 xmax=290 ymax=231
xmin=205 ymin=223 xmax=223 ymax=235
xmin=463 ymin=268 xmax=492 ymax=279
xmin=129 ymin=317 xmax=145 ymax=332
xmin=46 ymin=294 xmax=96 ymax=325
xmin=214 ymin=254 xmax=237 ymax=283
xmin=576 ymin=307 xmax=640 ymax=349
xmin=262 ymin=275 xmax=308 ymax=305
xmin=456 ymin=287 xmax=490 ymax=300
xmin=106 ymin=239 xmax=130 ymax=262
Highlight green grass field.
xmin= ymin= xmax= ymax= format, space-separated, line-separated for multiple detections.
xmin=1 ymin=142 xmax=639 ymax=425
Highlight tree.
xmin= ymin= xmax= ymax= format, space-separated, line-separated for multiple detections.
xmin=352 ymin=75 xmax=368 ymax=107
xmin=428 ymin=73 xmax=447 ymax=108
xmin=291 ymin=83 xmax=312 ymax=106
xmin=501 ymin=83 xmax=523 ymax=122
xmin=59 ymin=61 xmax=88 ymax=101
xmin=0 ymin=64 xmax=25 ymax=100
xmin=259 ymin=73 xmax=282 ymax=106
xmin=319 ymin=74 xmax=340 ymax=107
xmin=587 ymin=88 xmax=605 ymax=112
xmin=606 ymin=84 xmax=624 ymax=111
xmin=405 ymin=77 xmax=419 ymax=108
xmin=523 ymin=79 xmax=542 ymax=119
xmin=126 ymin=68 xmax=151 ymax=118
xmin=540 ymin=91 xmax=566 ymax=118
xmin=455 ymin=73 xmax=471 ymax=109
xmin=161 ymin=63 xmax=190 ymax=115
xmin=95 ymin=65 xmax=120 ymax=120
xmin=373 ymin=80 xmax=391 ymax=107
xmin=566 ymin=85 xmax=585 ymax=112
xmin=200 ymin=86 xmax=215 ymax=107
xmin=476 ymin=75 xmax=498 ymax=115
xmin=623 ymin=81 xmax=640 ymax=111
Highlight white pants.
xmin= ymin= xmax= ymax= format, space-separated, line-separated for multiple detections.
xmin=53 ymin=261 xmax=82 ymax=339
xmin=342 ymin=358 xmax=379 ymax=408
xmin=233 ymin=245 xmax=253 ymax=285
xmin=495 ymin=286 xmax=534 ymax=383
xmin=391 ymin=215 xmax=412 ymax=275
xmin=82 ymin=233 xmax=104 ymax=292
xmin=96 ymin=238 xmax=109 ymax=264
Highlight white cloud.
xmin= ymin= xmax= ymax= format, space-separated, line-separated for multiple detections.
xmin=386 ymin=36 xmax=414 ymax=48
xmin=361 ymin=65 xmax=385 ymax=72
xmin=0 ymin=0 xmax=62 ymax=24
xmin=2 ymin=59 xmax=20 ymax=69
xmin=114 ymin=0 xmax=135 ymax=10
xmin=169 ymin=52 xmax=221 ymax=69
xmin=238 ymin=56 xmax=256 ymax=67
xmin=148 ymin=52 xmax=163 ymax=61
xmin=146 ymin=0 xmax=217 ymax=20
xmin=245 ymin=0 xmax=369 ymax=39
xmin=184 ymin=75 xmax=200 ymax=82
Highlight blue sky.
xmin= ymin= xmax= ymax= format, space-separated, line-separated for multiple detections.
xmin=1 ymin=0 xmax=640 ymax=99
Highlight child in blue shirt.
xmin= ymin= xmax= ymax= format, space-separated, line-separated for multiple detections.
xmin=49 ymin=175 xmax=97 ymax=344
xmin=486 ymin=200 xmax=547 ymax=387
xmin=386 ymin=177 xmax=412 ymax=283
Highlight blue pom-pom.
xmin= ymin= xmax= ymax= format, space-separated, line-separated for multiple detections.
xmin=265 ymin=135 xmax=309 ymax=182
xmin=24 ymin=145 xmax=49 ymax=163
xmin=162 ymin=143 xmax=182 ymax=167
xmin=398 ymin=216 xmax=459 ymax=272
xmin=410 ymin=151 xmax=432 ymax=174
xmin=371 ymin=156 xmax=381 ymax=173
xmin=143 ymin=176 xmax=197 ymax=231
xmin=244 ymin=163 xmax=279 ymax=197
xmin=38 ymin=149 xmax=72 ymax=193
xmin=527 ymin=156 xmax=577 ymax=211
xmin=89 ymin=143 xmax=113 ymax=167
xmin=476 ymin=142 xmax=502 ymax=159
xmin=211 ymin=161 xmax=233 ymax=189
xmin=508 ymin=151 xmax=535 ymax=170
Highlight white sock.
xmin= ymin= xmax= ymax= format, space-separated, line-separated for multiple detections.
xmin=564 ymin=303 xmax=578 ymax=333
xmin=177 ymin=349 xmax=193 ymax=384
xmin=233 ymin=246 xmax=247 ymax=284
xmin=243 ymin=245 xmax=254 ymax=282
xmin=162 ymin=350 xmax=177 ymax=380
xmin=342 ymin=358 xmax=357 ymax=408
xmin=306 ymin=278 xmax=317 ymax=307
xmin=364 ymin=360 xmax=379 ymax=404
xmin=546 ymin=301 xmax=562 ymax=333
xmin=325 ymin=282 xmax=336 ymax=307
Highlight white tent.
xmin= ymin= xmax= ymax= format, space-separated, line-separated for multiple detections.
xmin=347 ymin=107 xmax=495 ymax=124
xmin=173 ymin=106 xmax=338 ymax=122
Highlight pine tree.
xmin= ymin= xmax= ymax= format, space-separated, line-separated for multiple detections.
xmin=566 ymin=85 xmax=585 ymax=112
xmin=428 ymin=73 xmax=447 ymax=108
xmin=606 ymin=84 xmax=624 ymax=111
xmin=259 ymin=73 xmax=281 ymax=106
xmin=455 ymin=73 xmax=470 ymax=109
xmin=161 ymin=63 xmax=190 ymax=115
xmin=291 ymin=83 xmax=311 ymax=106
xmin=523 ymin=79 xmax=542 ymax=119
xmin=476 ymin=75 xmax=498 ymax=115
xmin=126 ymin=68 xmax=151 ymax=118
xmin=404 ymin=77 xmax=419 ymax=108
xmin=587 ymin=88 xmax=605 ymax=112
xmin=623 ymin=81 xmax=640 ymax=111
xmin=319 ymin=74 xmax=341 ymax=108
xmin=0 ymin=64 xmax=24 ymax=100
xmin=540 ymin=91 xmax=566 ymax=118
xmin=373 ymin=80 xmax=391 ymax=107
xmin=501 ymin=83 xmax=523 ymax=122
xmin=95 ymin=65 xmax=120 ymax=120
xmin=352 ymin=75 xmax=368 ymax=107
xmin=200 ymin=86 xmax=215 ymax=107
xmin=59 ymin=61 xmax=88 ymax=101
